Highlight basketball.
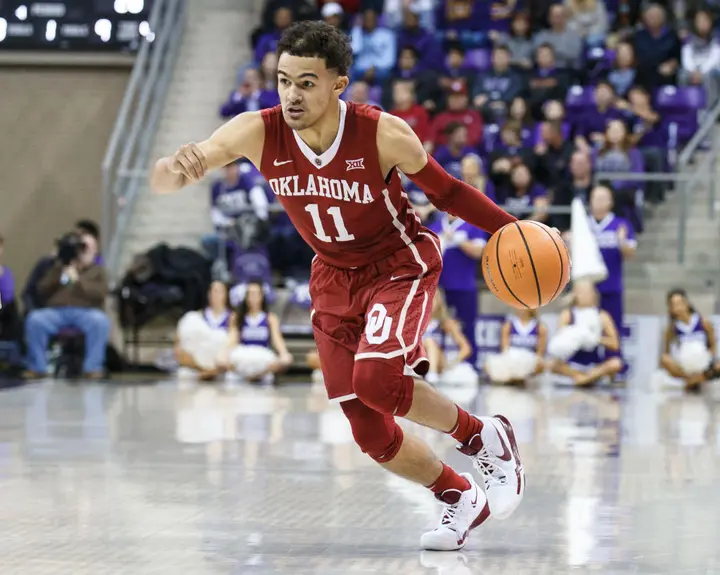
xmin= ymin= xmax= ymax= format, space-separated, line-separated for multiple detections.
xmin=482 ymin=221 xmax=570 ymax=310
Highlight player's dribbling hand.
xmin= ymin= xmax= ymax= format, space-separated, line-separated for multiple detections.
xmin=169 ymin=142 xmax=208 ymax=183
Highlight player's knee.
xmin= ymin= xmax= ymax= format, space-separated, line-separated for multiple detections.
xmin=353 ymin=358 xmax=414 ymax=417
xmin=341 ymin=399 xmax=403 ymax=463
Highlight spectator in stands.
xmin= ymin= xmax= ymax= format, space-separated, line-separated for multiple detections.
xmin=528 ymin=44 xmax=570 ymax=118
xmin=507 ymin=96 xmax=536 ymax=144
xmin=220 ymin=67 xmax=278 ymax=119
xmin=74 ymin=219 xmax=103 ymax=264
xmin=460 ymin=154 xmax=497 ymax=203
xmin=346 ymin=80 xmax=381 ymax=107
xmin=627 ymin=85 xmax=667 ymax=203
xmin=0 ymin=234 xmax=20 ymax=346
xmin=680 ymin=9 xmax=720 ymax=105
xmin=534 ymin=120 xmax=575 ymax=189
xmin=260 ymin=51 xmax=279 ymax=92
xmin=607 ymin=41 xmax=641 ymax=97
xmin=384 ymin=0 xmax=435 ymax=30
xmin=574 ymin=80 xmax=631 ymax=147
xmin=533 ymin=4 xmax=584 ymax=69
xmin=433 ymin=122 xmax=475 ymax=178
xmin=255 ymin=5 xmax=294 ymax=63
xmin=321 ymin=2 xmax=346 ymax=30
xmin=593 ymin=119 xmax=645 ymax=215
xmin=503 ymin=163 xmax=549 ymax=222
xmin=552 ymin=151 xmax=594 ymax=231
xmin=438 ymin=42 xmax=477 ymax=109
xmin=489 ymin=120 xmax=535 ymax=189
xmin=472 ymin=45 xmax=525 ymax=122
xmin=565 ymin=0 xmax=609 ymax=47
xmin=489 ymin=11 xmax=534 ymax=70
xmin=435 ymin=0 xmax=491 ymax=48
xmin=396 ymin=5 xmax=443 ymax=71
xmin=25 ymin=232 xmax=109 ymax=379
xmin=535 ymin=99 xmax=571 ymax=143
xmin=429 ymin=80 xmax=483 ymax=150
xmin=383 ymin=46 xmax=441 ymax=112
xmin=389 ymin=80 xmax=431 ymax=144
xmin=202 ymin=162 xmax=269 ymax=262
xmin=351 ymin=8 xmax=397 ymax=84
xmin=633 ymin=4 xmax=682 ymax=88
xmin=255 ymin=1 xmax=316 ymax=49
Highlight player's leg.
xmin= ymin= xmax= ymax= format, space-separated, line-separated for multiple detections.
xmin=353 ymin=237 xmax=524 ymax=522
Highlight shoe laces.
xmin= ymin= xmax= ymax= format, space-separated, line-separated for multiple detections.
xmin=473 ymin=444 xmax=508 ymax=490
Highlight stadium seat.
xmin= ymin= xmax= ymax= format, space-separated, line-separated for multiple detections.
xmin=564 ymin=85 xmax=594 ymax=122
xmin=465 ymin=48 xmax=491 ymax=72
xmin=655 ymin=85 xmax=707 ymax=148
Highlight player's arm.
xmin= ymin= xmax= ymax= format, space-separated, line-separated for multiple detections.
xmin=599 ymin=311 xmax=620 ymax=352
xmin=376 ymin=113 xmax=517 ymax=234
xmin=151 ymin=111 xmax=265 ymax=194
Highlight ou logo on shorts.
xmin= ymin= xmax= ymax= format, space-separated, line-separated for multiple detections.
xmin=365 ymin=303 xmax=393 ymax=344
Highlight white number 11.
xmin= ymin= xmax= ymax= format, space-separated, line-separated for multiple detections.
xmin=305 ymin=204 xmax=355 ymax=243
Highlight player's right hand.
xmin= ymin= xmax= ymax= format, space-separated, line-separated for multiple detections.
xmin=169 ymin=142 xmax=208 ymax=182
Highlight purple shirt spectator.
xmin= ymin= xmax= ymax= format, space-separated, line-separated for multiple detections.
xmin=433 ymin=144 xmax=477 ymax=178
xmin=592 ymin=147 xmax=644 ymax=191
xmin=220 ymin=89 xmax=279 ymax=118
xmin=427 ymin=215 xmax=488 ymax=291
xmin=255 ymin=5 xmax=293 ymax=63
xmin=211 ymin=163 xmax=270 ymax=227
xmin=575 ymin=106 xmax=633 ymax=141
xmin=397 ymin=9 xmax=444 ymax=70
xmin=0 ymin=266 xmax=15 ymax=305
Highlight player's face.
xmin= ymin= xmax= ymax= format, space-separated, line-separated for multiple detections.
xmin=208 ymin=281 xmax=227 ymax=309
xmin=277 ymin=53 xmax=349 ymax=131
xmin=669 ymin=294 xmax=690 ymax=318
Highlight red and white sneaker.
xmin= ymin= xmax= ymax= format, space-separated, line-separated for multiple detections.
xmin=420 ymin=473 xmax=491 ymax=551
xmin=457 ymin=415 xmax=525 ymax=520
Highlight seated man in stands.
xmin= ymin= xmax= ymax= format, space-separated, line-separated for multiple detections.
xmin=0 ymin=234 xmax=21 ymax=347
xmin=25 ymin=232 xmax=109 ymax=379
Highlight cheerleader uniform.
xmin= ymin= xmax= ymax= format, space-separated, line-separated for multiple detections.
xmin=567 ymin=308 xmax=606 ymax=371
xmin=673 ymin=313 xmax=708 ymax=348
xmin=203 ymin=308 xmax=231 ymax=331
xmin=508 ymin=316 xmax=540 ymax=352
xmin=240 ymin=312 xmax=271 ymax=347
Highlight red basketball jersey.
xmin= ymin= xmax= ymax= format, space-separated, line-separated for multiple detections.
xmin=259 ymin=101 xmax=426 ymax=269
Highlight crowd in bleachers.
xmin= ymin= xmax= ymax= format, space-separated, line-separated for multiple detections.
xmin=209 ymin=0 xmax=719 ymax=290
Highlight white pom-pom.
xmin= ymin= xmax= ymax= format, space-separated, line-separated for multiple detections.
xmin=230 ymin=345 xmax=278 ymax=378
xmin=574 ymin=308 xmax=602 ymax=350
xmin=676 ymin=341 xmax=712 ymax=375
xmin=485 ymin=348 xmax=538 ymax=382
xmin=548 ymin=325 xmax=586 ymax=360
xmin=440 ymin=362 xmax=479 ymax=386
xmin=177 ymin=312 xmax=229 ymax=370
xmin=177 ymin=311 xmax=211 ymax=348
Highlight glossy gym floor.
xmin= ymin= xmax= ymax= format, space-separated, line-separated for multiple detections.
xmin=0 ymin=375 xmax=718 ymax=574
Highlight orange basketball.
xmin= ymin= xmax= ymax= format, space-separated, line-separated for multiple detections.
xmin=482 ymin=221 xmax=570 ymax=310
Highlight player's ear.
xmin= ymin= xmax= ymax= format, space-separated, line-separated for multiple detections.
xmin=334 ymin=75 xmax=350 ymax=97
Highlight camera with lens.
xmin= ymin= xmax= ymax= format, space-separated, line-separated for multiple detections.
xmin=56 ymin=232 xmax=87 ymax=265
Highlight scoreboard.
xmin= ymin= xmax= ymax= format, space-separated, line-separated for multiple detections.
xmin=0 ymin=1 xmax=155 ymax=51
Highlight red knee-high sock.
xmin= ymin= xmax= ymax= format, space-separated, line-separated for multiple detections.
xmin=427 ymin=463 xmax=471 ymax=501
xmin=449 ymin=406 xmax=483 ymax=444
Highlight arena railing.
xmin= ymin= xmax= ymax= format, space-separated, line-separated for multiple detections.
xmin=101 ymin=0 xmax=188 ymax=284
xmin=595 ymin=97 xmax=720 ymax=264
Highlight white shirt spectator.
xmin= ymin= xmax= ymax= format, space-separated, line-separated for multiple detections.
xmin=681 ymin=36 xmax=720 ymax=75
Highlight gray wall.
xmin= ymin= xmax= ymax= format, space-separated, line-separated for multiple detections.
xmin=0 ymin=66 xmax=129 ymax=289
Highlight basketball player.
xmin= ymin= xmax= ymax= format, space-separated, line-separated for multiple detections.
xmin=152 ymin=21 xmax=529 ymax=551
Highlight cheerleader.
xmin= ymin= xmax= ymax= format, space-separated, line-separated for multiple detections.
xmin=226 ymin=281 xmax=293 ymax=383
xmin=485 ymin=309 xmax=547 ymax=384
xmin=175 ymin=281 xmax=233 ymax=381
xmin=426 ymin=212 xmax=488 ymax=368
xmin=549 ymin=281 xmax=623 ymax=386
xmin=660 ymin=289 xmax=720 ymax=392
xmin=422 ymin=291 xmax=476 ymax=386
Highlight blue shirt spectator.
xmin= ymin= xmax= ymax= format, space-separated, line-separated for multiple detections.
xmin=436 ymin=0 xmax=515 ymax=44
xmin=433 ymin=122 xmax=476 ymax=178
xmin=220 ymin=67 xmax=279 ymax=119
xmin=472 ymin=45 xmax=525 ymax=121
xmin=384 ymin=0 xmax=435 ymax=30
xmin=606 ymin=42 xmax=639 ymax=97
xmin=255 ymin=5 xmax=293 ymax=63
xmin=396 ymin=7 xmax=443 ymax=71
xmin=632 ymin=4 xmax=682 ymax=87
xmin=351 ymin=8 xmax=397 ymax=83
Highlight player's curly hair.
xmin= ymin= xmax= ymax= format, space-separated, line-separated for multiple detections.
xmin=276 ymin=21 xmax=353 ymax=76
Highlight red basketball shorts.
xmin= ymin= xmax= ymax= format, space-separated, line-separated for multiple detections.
xmin=310 ymin=232 xmax=443 ymax=402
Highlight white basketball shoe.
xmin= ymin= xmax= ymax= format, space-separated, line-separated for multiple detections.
xmin=420 ymin=473 xmax=491 ymax=551
xmin=457 ymin=415 xmax=525 ymax=520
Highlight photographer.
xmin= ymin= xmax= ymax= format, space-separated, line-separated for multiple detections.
xmin=25 ymin=232 xmax=109 ymax=378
